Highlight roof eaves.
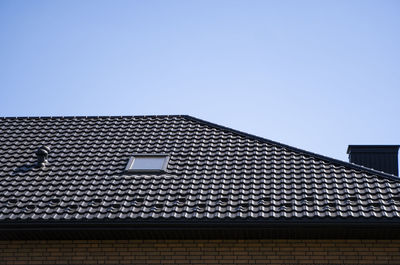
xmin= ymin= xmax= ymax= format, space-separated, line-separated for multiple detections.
xmin=2 ymin=216 xmax=400 ymax=226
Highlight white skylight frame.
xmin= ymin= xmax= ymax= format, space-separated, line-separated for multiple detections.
xmin=125 ymin=154 xmax=170 ymax=173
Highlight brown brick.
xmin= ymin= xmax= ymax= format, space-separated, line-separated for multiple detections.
xmin=0 ymin=239 xmax=400 ymax=265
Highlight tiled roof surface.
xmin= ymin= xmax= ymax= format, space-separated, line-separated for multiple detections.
xmin=0 ymin=115 xmax=400 ymax=222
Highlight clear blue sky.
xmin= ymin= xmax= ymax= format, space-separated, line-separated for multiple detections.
xmin=1 ymin=0 xmax=399 ymax=162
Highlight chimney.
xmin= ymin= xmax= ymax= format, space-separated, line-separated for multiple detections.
xmin=36 ymin=145 xmax=50 ymax=168
xmin=347 ymin=145 xmax=400 ymax=176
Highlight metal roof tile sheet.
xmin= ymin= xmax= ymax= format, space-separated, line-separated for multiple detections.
xmin=0 ymin=115 xmax=399 ymax=222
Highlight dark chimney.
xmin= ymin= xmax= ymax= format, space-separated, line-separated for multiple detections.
xmin=347 ymin=145 xmax=400 ymax=176
xmin=36 ymin=146 xmax=50 ymax=168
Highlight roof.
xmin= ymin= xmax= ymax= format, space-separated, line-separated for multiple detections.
xmin=1 ymin=115 xmax=400 ymax=229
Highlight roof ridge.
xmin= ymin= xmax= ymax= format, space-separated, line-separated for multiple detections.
xmin=0 ymin=114 xmax=185 ymax=119
xmin=183 ymin=115 xmax=400 ymax=181
xmin=1 ymin=114 xmax=398 ymax=181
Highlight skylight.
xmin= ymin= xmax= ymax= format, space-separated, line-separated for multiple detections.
xmin=125 ymin=154 xmax=169 ymax=172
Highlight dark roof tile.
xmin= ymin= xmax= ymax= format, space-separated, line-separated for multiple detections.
xmin=0 ymin=115 xmax=400 ymax=223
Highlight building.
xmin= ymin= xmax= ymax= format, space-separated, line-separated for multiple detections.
xmin=0 ymin=115 xmax=399 ymax=264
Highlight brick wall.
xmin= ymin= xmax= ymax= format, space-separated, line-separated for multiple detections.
xmin=0 ymin=239 xmax=399 ymax=264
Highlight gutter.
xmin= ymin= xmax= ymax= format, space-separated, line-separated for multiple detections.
xmin=1 ymin=218 xmax=400 ymax=240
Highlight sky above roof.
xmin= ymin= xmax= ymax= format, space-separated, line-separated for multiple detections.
xmin=0 ymin=0 xmax=399 ymax=163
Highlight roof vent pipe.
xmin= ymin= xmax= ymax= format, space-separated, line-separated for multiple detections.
xmin=36 ymin=146 xmax=50 ymax=167
xmin=347 ymin=145 xmax=399 ymax=176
